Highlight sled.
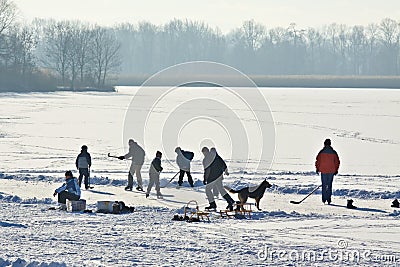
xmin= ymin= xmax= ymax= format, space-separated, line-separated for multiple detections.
xmin=219 ymin=203 xmax=253 ymax=219
xmin=183 ymin=200 xmax=210 ymax=222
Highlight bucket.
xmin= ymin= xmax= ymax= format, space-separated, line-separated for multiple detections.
xmin=66 ymin=199 xmax=86 ymax=212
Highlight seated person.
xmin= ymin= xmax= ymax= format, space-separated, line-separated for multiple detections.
xmin=53 ymin=170 xmax=81 ymax=208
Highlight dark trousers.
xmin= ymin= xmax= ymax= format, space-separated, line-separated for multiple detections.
xmin=178 ymin=170 xmax=193 ymax=186
xmin=58 ymin=191 xmax=80 ymax=204
xmin=321 ymin=173 xmax=334 ymax=203
xmin=78 ymin=168 xmax=89 ymax=189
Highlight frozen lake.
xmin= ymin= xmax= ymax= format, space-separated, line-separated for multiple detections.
xmin=0 ymin=87 xmax=399 ymax=266
xmin=0 ymin=87 xmax=399 ymax=177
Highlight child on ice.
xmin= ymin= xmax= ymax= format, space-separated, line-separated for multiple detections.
xmin=146 ymin=151 xmax=163 ymax=199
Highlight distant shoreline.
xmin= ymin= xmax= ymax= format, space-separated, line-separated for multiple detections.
xmin=1 ymin=75 xmax=400 ymax=92
xmin=116 ymin=75 xmax=400 ymax=89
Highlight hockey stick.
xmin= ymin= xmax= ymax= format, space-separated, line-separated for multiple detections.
xmin=160 ymin=172 xmax=180 ymax=188
xmin=107 ymin=153 xmax=120 ymax=159
xmin=290 ymin=185 xmax=321 ymax=204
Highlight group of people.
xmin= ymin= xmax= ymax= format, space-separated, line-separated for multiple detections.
xmin=54 ymin=138 xmax=341 ymax=210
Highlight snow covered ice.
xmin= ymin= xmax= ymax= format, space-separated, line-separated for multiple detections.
xmin=0 ymin=87 xmax=399 ymax=266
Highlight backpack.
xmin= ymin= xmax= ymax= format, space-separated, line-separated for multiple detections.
xmin=182 ymin=150 xmax=194 ymax=160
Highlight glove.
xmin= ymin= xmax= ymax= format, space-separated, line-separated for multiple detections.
xmin=334 ymin=171 xmax=338 ymax=175
xmin=118 ymin=156 xmax=125 ymax=160
xmin=316 ymin=169 xmax=320 ymax=175
xmin=203 ymin=180 xmax=206 ymax=185
xmin=224 ymin=169 xmax=229 ymax=176
xmin=53 ymin=191 xmax=57 ymax=197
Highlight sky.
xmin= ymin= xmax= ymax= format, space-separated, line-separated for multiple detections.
xmin=13 ymin=0 xmax=400 ymax=32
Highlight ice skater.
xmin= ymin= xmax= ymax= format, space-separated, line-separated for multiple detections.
xmin=75 ymin=145 xmax=92 ymax=189
xmin=53 ymin=171 xmax=81 ymax=209
xmin=119 ymin=139 xmax=145 ymax=191
xmin=175 ymin=147 xmax=194 ymax=187
xmin=146 ymin=151 xmax=163 ymax=199
xmin=202 ymin=147 xmax=235 ymax=211
xmin=315 ymin=138 xmax=340 ymax=204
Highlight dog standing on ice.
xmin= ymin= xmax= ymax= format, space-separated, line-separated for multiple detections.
xmin=225 ymin=180 xmax=272 ymax=210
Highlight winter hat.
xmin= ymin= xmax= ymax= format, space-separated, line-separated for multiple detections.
xmin=65 ymin=170 xmax=73 ymax=177
xmin=81 ymin=145 xmax=88 ymax=150
xmin=324 ymin=139 xmax=331 ymax=146
xmin=156 ymin=151 xmax=162 ymax=157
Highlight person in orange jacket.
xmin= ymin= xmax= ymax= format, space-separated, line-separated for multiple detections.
xmin=315 ymin=139 xmax=340 ymax=204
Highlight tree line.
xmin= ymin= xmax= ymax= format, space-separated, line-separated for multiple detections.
xmin=115 ymin=18 xmax=400 ymax=76
xmin=1 ymin=0 xmax=400 ymax=92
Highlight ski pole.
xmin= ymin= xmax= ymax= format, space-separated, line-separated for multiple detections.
xmin=290 ymin=185 xmax=321 ymax=204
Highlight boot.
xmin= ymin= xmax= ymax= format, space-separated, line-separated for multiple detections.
xmin=223 ymin=194 xmax=235 ymax=211
xmin=125 ymin=186 xmax=132 ymax=191
xmin=391 ymin=199 xmax=399 ymax=208
xmin=205 ymin=201 xmax=217 ymax=211
xmin=347 ymin=199 xmax=357 ymax=209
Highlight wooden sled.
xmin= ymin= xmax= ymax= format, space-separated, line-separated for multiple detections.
xmin=184 ymin=200 xmax=210 ymax=222
xmin=220 ymin=202 xmax=254 ymax=219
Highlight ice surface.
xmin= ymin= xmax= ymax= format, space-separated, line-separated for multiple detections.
xmin=0 ymin=87 xmax=399 ymax=266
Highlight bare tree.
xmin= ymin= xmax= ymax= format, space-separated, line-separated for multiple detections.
xmin=241 ymin=19 xmax=266 ymax=52
xmin=91 ymin=26 xmax=121 ymax=87
xmin=0 ymin=0 xmax=17 ymax=35
xmin=42 ymin=21 xmax=72 ymax=85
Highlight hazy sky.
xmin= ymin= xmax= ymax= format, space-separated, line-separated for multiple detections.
xmin=14 ymin=0 xmax=400 ymax=32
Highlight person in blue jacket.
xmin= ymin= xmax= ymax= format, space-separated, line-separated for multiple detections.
xmin=53 ymin=171 xmax=81 ymax=206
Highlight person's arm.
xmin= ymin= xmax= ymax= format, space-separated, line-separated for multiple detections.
xmin=153 ymin=158 xmax=163 ymax=172
xmin=87 ymin=153 xmax=92 ymax=168
xmin=75 ymin=155 xmax=79 ymax=169
xmin=315 ymin=152 xmax=321 ymax=174
xmin=204 ymin=167 xmax=210 ymax=184
xmin=54 ymin=183 xmax=67 ymax=196
xmin=334 ymin=153 xmax=340 ymax=175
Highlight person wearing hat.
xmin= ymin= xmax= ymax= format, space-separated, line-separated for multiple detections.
xmin=76 ymin=145 xmax=92 ymax=190
xmin=315 ymin=138 xmax=340 ymax=204
xmin=53 ymin=171 xmax=81 ymax=208
xmin=146 ymin=151 xmax=163 ymax=199
xmin=118 ymin=139 xmax=145 ymax=191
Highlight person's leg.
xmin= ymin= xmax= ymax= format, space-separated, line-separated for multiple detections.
xmin=155 ymin=174 xmax=161 ymax=196
xmin=321 ymin=174 xmax=328 ymax=203
xmin=135 ymin=165 xmax=143 ymax=189
xmin=58 ymin=191 xmax=68 ymax=204
xmin=147 ymin=174 xmax=154 ymax=195
xmin=127 ymin=165 xmax=134 ymax=189
xmin=186 ymin=171 xmax=194 ymax=187
xmin=78 ymin=169 xmax=84 ymax=187
xmin=178 ymin=170 xmax=185 ymax=186
xmin=83 ymin=168 xmax=89 ymax=189
xmin=327 ymin=173 xmax=334 ymax=203
xmin=215 ymin=176 xmax=235 ymax=210
xmin=205 ymin=183 xmax=215 ymax=203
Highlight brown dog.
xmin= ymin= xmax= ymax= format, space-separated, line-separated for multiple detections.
xmin=225 ymin=179 xmax=272 ymax=211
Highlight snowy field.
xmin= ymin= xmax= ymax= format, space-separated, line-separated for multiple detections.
xmin=0 ymin=87 xmax=399 ymax=266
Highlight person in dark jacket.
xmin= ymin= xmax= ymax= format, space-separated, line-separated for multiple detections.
xmin=119 ymin=139 xmax=145 ymax=191
xmin=53 ymin=171 xmax=81 ymax=208
xmin=146 ymin=151 xmax=163 ymax=199
xmin=175 ymin=147 xmax=194 ymax=187
xmin=202 ymin=147 xmax=235 ymax=211
xmin=315 ymin=139 xmax=340 ymax=204
xmin=76 ymin=145 xmax=92 ymax=189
